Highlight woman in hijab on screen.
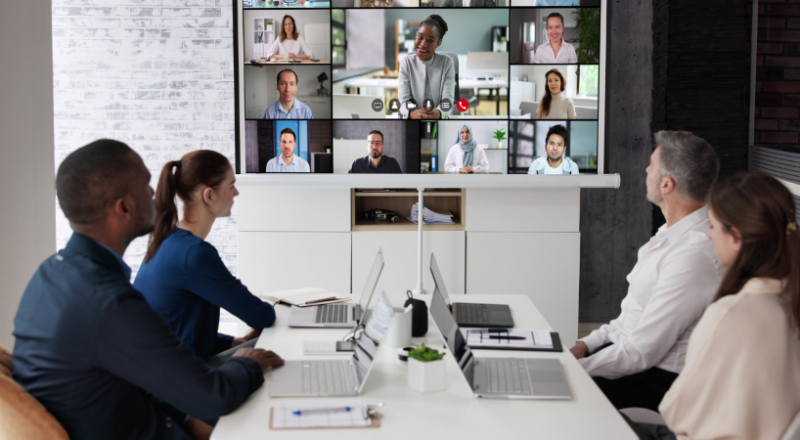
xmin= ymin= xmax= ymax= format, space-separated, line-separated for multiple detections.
xmin=444 ymin=124 xmax=489 ymax=174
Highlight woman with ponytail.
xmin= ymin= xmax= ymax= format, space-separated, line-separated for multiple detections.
xmin=646 ymin=171 xmax=800 ymax=440
xmin=133 ymin=151 xmax=275 ymax=359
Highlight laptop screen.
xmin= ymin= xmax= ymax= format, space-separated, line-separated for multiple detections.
xmin=351 ymin=328 xmax=380 ymax=392
xmin=430 ymin=289 xmax=475 ymax=387
xmin=357 ymin=250 xmax=385 ymax=315
xmin=429 ymin=253 xmax=451 ymax=306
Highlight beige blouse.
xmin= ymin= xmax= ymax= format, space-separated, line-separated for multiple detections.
xmin=659 ymin=278 xmax=800 ymax=440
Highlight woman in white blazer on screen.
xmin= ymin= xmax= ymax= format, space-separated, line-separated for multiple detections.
xmin=266 ymin=15 xmax=314 ymax=61
xmin=444 ymin=124 xmax=489 ymax=174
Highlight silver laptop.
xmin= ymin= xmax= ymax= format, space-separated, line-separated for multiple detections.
xmin=430 ymin=288 xmax=572 ymax=400
xmin=268 ymin=322 xmax=384 ymax=397
xmin=288 ymin=250 xmax=384 ymax=328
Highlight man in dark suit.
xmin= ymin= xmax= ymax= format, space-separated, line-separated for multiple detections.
xmin=12 ymin=139 xmax=284 ymax=440
xmin=439 ymin=0 xmax=496 ymax=6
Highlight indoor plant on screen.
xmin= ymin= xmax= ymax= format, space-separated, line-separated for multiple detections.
xmin=572 ymin=8 xmax=600 ymax=64
xmin=407 ymin=344 xmax=446 ymax=393
xmin=492 ymin=128 xmax=506 ymax=149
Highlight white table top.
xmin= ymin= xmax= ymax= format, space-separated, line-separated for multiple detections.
xmin=343 ymin=78 xmax=509 ymax=89
xmin=211 ymin=294 xmax=636 ymax=439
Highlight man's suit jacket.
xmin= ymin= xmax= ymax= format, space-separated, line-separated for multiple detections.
xmin=440 ymin=0 xmax=496 ymax=6
xmin=12 ymin=233 xmax=265 ymax=440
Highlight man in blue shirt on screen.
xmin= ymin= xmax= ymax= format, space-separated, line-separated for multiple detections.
xmin=265 ymin=127 xmax=310 ymax=172
xmin=348 ymin=130 xmax=403 ymax=173
xmin=264 ymin=69 xmax=313 ymax=120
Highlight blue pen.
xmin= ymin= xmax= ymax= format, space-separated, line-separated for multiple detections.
xmin=293 ymin=406 xmax=353 ymax=416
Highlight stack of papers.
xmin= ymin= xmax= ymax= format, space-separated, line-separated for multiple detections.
xmin=405 ymin=203 xmax=454 ymax=225
xmin=258 ymin=287 xmax=349 ymax=308
xmin=463 ymin=329 xmax=554 ymax=350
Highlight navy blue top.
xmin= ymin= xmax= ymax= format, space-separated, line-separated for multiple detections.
xmin=13 ymin=233 xmax=264 ymax=440
xmin=348 ymin=155 xmax=403 ymax=173
xmin=134 ymin=229 xmax=275 ymax=359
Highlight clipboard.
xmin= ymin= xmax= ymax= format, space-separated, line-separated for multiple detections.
xmin=465 ymin=331 xmax=564 ymax=353
xmin=269 ymin=407 xmax=380 ymax=430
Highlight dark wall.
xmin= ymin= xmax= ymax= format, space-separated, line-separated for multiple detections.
xmin=579 ymin=0 xmax=750 ymax=322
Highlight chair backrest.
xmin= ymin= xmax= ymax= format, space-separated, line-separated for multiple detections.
xmin=0 ymin=344 xmax=70 ymax=440
xmin=782 ymin=410 xmax=800 ymax=440
xmin=520 ymin=101 xmax=538 ymax=116
xmin=440 ymin=51 xmax=460 ymax=115
xmin=575 ymin=105 xmax=598 ymax=119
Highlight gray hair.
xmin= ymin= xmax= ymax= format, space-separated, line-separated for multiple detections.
xmin=653 ymin=130 xmax=720 ymax=202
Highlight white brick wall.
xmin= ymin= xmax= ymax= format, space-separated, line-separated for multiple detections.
xmin=52 ymin=0 xmax=239 ymax=280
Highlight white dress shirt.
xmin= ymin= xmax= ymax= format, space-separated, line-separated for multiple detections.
xmin=578 ymin=206 xmax=724 ymax=379
xmin=266 ymin=35 xmax=314 ymax=59
xmin=533 ymin=40 xmax=578 ymax=64
xmin=444 ymin=144 xmax=490 ymax=173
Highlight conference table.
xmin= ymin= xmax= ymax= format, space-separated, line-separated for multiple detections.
xmin=343 ymin=78 xmax=509 ymax=114
xmin=211 ymin=294 xmax=636 ymax=439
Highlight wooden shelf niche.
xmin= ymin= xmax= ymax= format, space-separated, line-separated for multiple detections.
xmin=351 ymin=189 xmax=465 ymax=231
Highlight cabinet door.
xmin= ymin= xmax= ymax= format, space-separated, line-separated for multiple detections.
xmin=352 ymin=231 xmax=465 ymax=307
xmin=236 ymin=187 xmax=351 ymax=232
xmin=467 ymin=232 xmax=579 ymax=346
xmin=238 ymin=232 xmax=352 ymax=295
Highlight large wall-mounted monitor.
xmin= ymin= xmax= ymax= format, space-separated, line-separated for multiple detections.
xmin=234 ymin=0 xmax=607 ymax=176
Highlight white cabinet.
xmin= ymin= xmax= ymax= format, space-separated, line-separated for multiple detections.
xmin=236 ymin=186 xmax=351 ymax=232
xmin=510 ymin=80 xmax=535 ymax=113
xmin=332 ymin=139 xmax=366 ymax=174
xmin=483 ymin=148 xmax=508 ymax=174
xmin=301 ymin=96 xmax=331 ymax=119
xmin=466 ymin=232 xmax=580 ymax=346
xmin=466 ymin=188 xmax=579 ymax=233
xmin=238 ymin=232 xmax=352 ymax=296
xmin=352 ymin=231 xmax=465 ymax=306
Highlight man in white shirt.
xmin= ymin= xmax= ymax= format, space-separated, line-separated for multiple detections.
xmin=533 ymin=13 xmax=579 ymax=64
xmin=569 ymin=131 xmax=724 ymax=411
xmin=265 ymin=128 xmax=310 ymax=172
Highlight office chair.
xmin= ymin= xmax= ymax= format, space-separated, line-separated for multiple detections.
xmin=0 ymin=344 xmax=69 ymax=440
xmin=441 ymin=52 xmax=461 ymax=116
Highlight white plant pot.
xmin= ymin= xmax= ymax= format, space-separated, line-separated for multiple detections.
xmin=496 ymin=141 xmax=503 ymax=149
xmin=407 ymin=357 xmax=446 ymax=393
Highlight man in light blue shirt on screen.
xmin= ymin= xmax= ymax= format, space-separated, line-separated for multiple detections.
xmin=534 ymin=0 xmax=579 ymax=5
xmin=264 ymin=69 xmax=314 ymax=120
xmin=265 ymin=127 xmax=310 ymax=172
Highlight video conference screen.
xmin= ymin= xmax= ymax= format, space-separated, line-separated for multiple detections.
xmin=235 ymin=0 xmax=604 ymax=175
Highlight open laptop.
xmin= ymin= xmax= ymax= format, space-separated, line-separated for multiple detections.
xmin=430 ymin=287 xmax=572 ymax=400
xmin=269 ymin=317 xmax=385 ymax=397
xmin=430 ymin=253 xmax=514 ymax=328
xmin=288 ymin=250 xmax=384 ymax=328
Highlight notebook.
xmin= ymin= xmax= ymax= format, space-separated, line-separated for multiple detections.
xmin=270 ymin=405 xmax=380 ymax=430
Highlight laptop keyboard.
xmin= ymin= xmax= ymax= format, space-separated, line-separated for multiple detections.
xmin=485 ymin=358 xmax=532 ymax=395
xmin=302 ymin=360 xmax=350 ymax=395
xmin=315 ymin=304 xmax=348 ymax=324
xmin=458 ymin=303 xmax=489 ymax=324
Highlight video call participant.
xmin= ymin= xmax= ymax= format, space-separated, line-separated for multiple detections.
xmin=399 ymin=15 xmax=455 ymax=120
xmin=538 ymin=69 xmax=575 ymax=120
xmin=444 ymin=124 xmax=490 ymax=174
xmin=533 ymin=13 xmax=578 ymax=64
xmin=440 ymin=0 xmax=495 ymax=6
xmin=265 ymin=127 xmax=310 ymax=172
xmin=348 ymin=130 xmax=403 ymax=173
xmin=649 ymin=171 xmax=800 ymax=440
xmin=527 ymin=124 xmax=579 ymax=174
xmin=134 ymin=151 xmax=276 ymax=360
xmin=264 ymin=69 xmax=313 ymax=119
xmin=266 ymin=15 xmax=314 ymax=61
xmin=12 ymin=140 xmax=283 ymax=440
xmin=570 ymin=131 xmax=724 ymax=412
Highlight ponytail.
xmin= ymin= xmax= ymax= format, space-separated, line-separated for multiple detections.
xmin=144 ymin=161 xmax=181 ymax=263
xmin=144 ymin=150 xmax=232 ymax=263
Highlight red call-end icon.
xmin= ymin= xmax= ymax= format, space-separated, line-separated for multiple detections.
xmin=456 ymin=99 xmax=469 ymax=112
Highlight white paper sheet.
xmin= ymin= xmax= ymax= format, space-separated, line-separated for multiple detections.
xmin=272 ymin=405 xmax=372 ymax=429
xmin=463 ymin=329 xmax=553 ymax=349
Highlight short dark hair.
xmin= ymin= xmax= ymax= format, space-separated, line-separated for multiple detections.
xmin=545 ymin=124 xmax=569 ymax=148
xmin=280 ymin=127 xmax=296 ymax=141
xmin=546 ymin=12 xmax=565 ymax=28
xmin=56 ymin=139 xmax=140 ymax=225
xmin=653 ymin=130 xmax=720 ymax=202
xmin=277 ymin=69 xmax=298 ymax=84
xmin=420 ymin=15 xmax=448 ymax=41
xmin=367 ymin=130 xmax=384 ymax=142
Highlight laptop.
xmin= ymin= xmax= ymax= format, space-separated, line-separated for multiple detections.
xmin=430 ymin=288 xmax=572 ymax=400
xmin=430 ymin=253 xmax=514 ymax=328
xmin=288 ymin=250 xmax=384 ymax=328
xmin=269 ymin=317 xmax=385 ymax=397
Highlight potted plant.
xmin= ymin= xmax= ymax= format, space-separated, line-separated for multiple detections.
xmin=492 ymin=128 xmax=506 ymax=149
xmin=572 ymin=8 xmax=601 ymax=64
xmin=325 ymin=144 xmax=332 ymax=154
xmin=407 ymin=344 xmax=446 ymax=393
xmin=317 ymin=72 xmax=329 ymax=96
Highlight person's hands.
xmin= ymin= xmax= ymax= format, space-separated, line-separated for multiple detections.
xmin=287 ymin=53 xmax=298 ymax=59
xmin=410 ymin=109 xmax=437 ymax=119
xmin=232 ymin=328 xmax=263 ymax=347
xmin=296 ymin=0 xmax=306 ymax=4
xmin=458 ymin=166 xmax=474 ymax=174
xmin=184 ymin=417 xmax=213 ymax=440
xmin=569 ymin=341 xmax=589 ymax=359
xmin=232 ymin=348 xmax=284 ymax=372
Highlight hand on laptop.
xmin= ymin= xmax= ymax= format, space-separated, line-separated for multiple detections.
xmin=232 ymin=327 xmax=262 ymax=347
xmin=569 ymin=341 xmax=589 ymax=359
xmin=233 ymin=348 xmax=284 ymax=371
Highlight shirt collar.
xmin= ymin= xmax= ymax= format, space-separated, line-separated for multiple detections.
xmin=277 ymin=100 xmax=295 ymax=114
xmin=94 ymin=240 xmax=133 ymax=281
xmin=279 ymin=155 xmax=297 ymax=166
xmin=364 ymin=155 xmax=385 ymax=169
xmin=739 ymin=278 xmax=788 ymax=296
xmin=655 ymin=205 xmax=709 ymax=242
